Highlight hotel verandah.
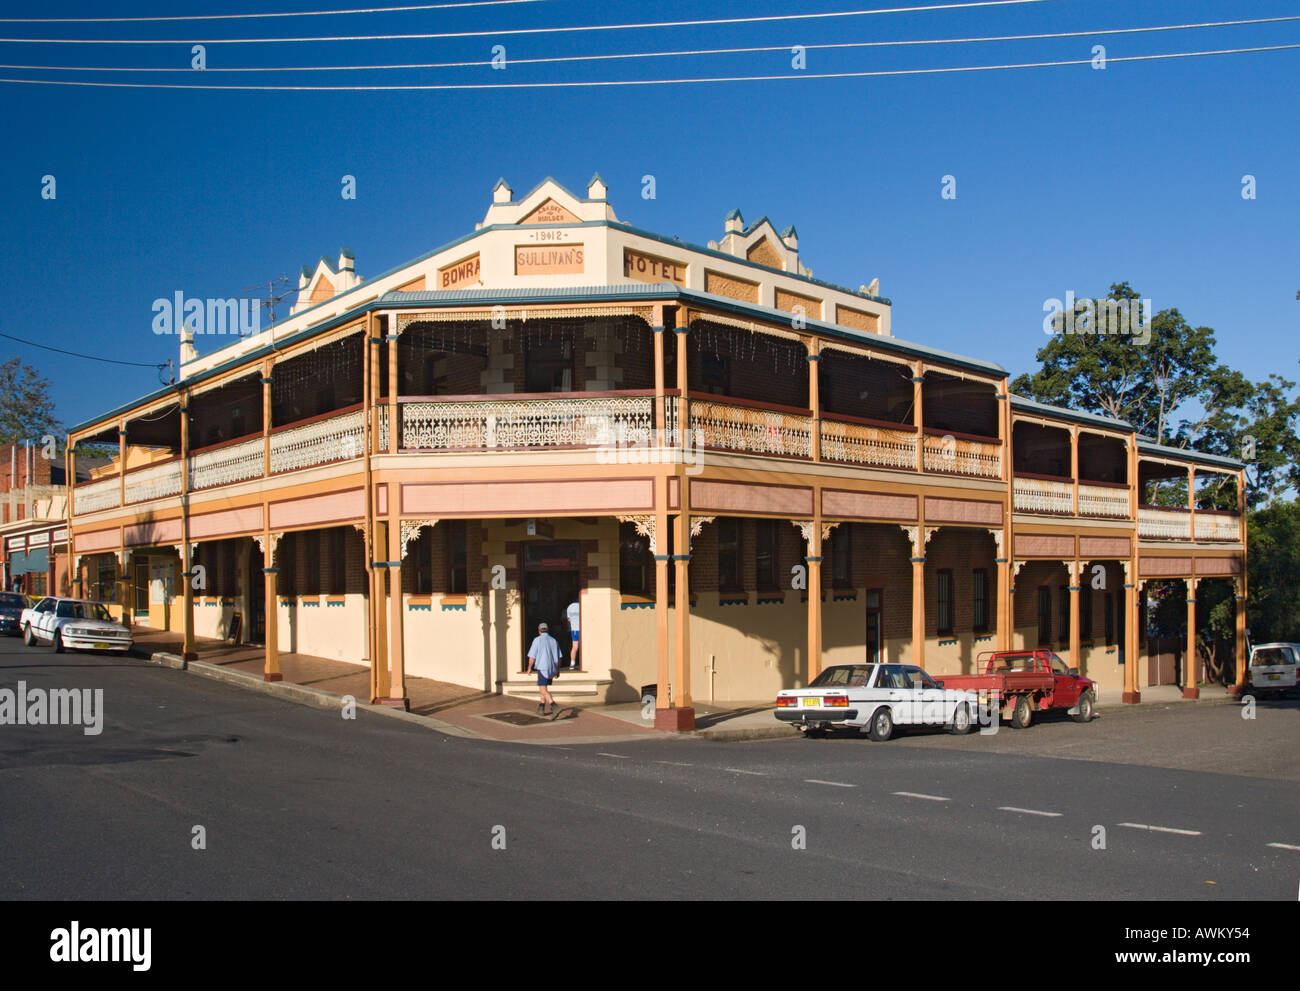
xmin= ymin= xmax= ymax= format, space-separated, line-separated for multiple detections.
xmin=65 ymin=176 xmax=1247 ymax=730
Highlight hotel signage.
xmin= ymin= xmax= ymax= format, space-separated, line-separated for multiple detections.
xmin=437 ymin=254 xmax=481 ymax=291
xmin=623 ymin=249 xmax=686 ymax=285
xmin=515 ymin=244 xmax=585 ymax=275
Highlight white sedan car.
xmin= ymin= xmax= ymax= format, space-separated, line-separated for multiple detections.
xmin=776 ymin=662 xmax=982 ymax=740
xmin=1247 ymin=643 xmax=1299 ymax=697
xmin=20 ymin=597 xmax=133 ymax=654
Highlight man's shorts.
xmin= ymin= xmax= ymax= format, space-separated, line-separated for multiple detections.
xmin=537 ymin=673 xmax=553 ymax=686
xmin=571 ymin=631 xmax=580 ymax=643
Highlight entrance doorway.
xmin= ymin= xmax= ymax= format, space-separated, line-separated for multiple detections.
xmin=865 ymin=588 xmax=883 ymax=663
xmin=522 ymin=541 xmax=580 ymax=671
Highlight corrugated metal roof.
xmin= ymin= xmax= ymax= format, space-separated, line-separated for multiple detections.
xmin=1010 ymin=395 xmax=1135 ymax=432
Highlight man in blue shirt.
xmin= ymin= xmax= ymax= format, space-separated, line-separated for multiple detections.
xmin=526 ymin=622 xmax=562 ymax=717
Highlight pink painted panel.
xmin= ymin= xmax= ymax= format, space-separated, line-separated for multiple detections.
xmin=72 ymin=527 xmax=120 ymax=553
xmin=822 ymin=489 xmax=917 ymax=521
xmin=1014 ymin=534 xmax=1074 ymax=558
xmin=1195 ymin=556 xmax=1241 ymax=576
xmin=377 ymin=483 xmax=388 ymax=515
xmin=190 ymin=505 xmax=264 ymax=539
xmin=1080 ymin=536 xmax=1131 ymax=559
xmin=690 ymin=480 xmax=812 ymax=516
xmin=923 ymin=496 xmax=1002 ymax=526
xmin=1139 ymin=556 xmax=1194 ymax=578
xmin=402 ymin=478 xmax=654 ymax=515
xmin=269 ymin=489 xmax=365 ymax=530
xmin=125 ymin=518 xmax=182 ymax=546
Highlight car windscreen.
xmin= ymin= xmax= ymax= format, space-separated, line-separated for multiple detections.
xmin=0 ymin=594 xmax=25 ymax=609
xmin=811 ymin=664 xmax=875 ymax=688
xmin=55 ymin=602 xmax=112 ymax=622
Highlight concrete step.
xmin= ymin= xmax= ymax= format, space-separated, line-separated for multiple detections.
xmin=498 ymin=675 xmax=612 ymax=700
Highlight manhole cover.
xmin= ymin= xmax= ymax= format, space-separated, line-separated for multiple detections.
xmin=481 ymin=711 xmax=552 ymax=726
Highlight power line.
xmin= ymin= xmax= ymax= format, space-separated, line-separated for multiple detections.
xmin=2 ymin=15 xmax=1294 ymax=73
xmin=0 ymin=0 xmax=1066 ymax=45
xmin=0 ymin=0 xmax=551 ymax=21
xmin=0 ymin=331 xmax=170 ymax=369
xmin=0 ymin=42 xmax=1295 ymax=89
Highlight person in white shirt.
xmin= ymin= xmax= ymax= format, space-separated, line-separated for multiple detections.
xmin=526 ymin=622 xmax=561 ymax=716
xmin=566 ymin=599 xmax=581 ymax=670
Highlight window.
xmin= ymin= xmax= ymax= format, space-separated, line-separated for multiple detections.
xmin=1037 ymin=587 xmax=1052 ymax=644
xmin=1104 ymin=592 xmax=1115 ymax=645
xmin=937 ymin=569 xmax=954 ymax=635
xmin=1080 ymin=585 xmax=1093 ymax=640
xmin=329 ymin=529 xmax=347 ymax=595
xmin=447 ymin=520 xmax=467 ymax=594
xmin=831 ymin=525 xmax=852 ymax=588
xmin=701 ymin=354 xmax=729 ymax=395
xmin=972 ymin=568 xmax=989 ymax=633
xmin=718 ymin=518 xmax=741 ymax=592
xmin=525 ymin=338 xmax=573 ymax=392
xmin=1058 ymin=585 xmax=1070 ymax=643
xmin=303 ymin=531 xmax=321 ymax=595
xmin=412 ymin=528 xmax=433 ymax=595
xmin=278 ymin=533 xmax=296 ymax=596
xmin=755 ymin=520 xmax=778 ymax=591
xmin=619 ymin=522 xmax=651 ymax=595
xmin=222 ymin=541 xmax=237 ymax=599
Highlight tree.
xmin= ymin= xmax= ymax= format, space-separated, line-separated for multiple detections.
xmin=1244 ymin=501 xmax=1300 ymax=643
xmin=0 ymin=357 xmax=62 ymax=447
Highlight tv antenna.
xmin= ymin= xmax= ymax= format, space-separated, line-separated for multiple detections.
xmin=244 ymin=276 xmax=294 ymax=328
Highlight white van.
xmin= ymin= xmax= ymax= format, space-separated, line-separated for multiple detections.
xmin=1247 ymin=643 xmax=1299 ymax=697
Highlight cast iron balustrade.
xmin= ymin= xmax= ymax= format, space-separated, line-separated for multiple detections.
xmin=1138 ymin=505 xmax=1193 ymax=540
xmin=124 ymin=459 xmax=184 ymax=504
xmin=819 ymin=416 xmax=917 ymax=470
xmin=688 ymin=396 xmax=813 ymax=459
xmin=271 ymin=406 xmax=365 ymax=473
xmin=922 ymin=431 xmax=1002 ymax=479
xmin=188 ymin=436 xmax=264 ymax=491
xmin=400 ymin=392 xmax=657 ymax=451
xmin=1013 ymin=474 xmax=1073 ymax=514
xmin=1193 ymin=510 xmax=1241 ymax=542
xmin=1077 ymin=481 xmax=1130 ymax=518
xmin=74 ymin=476 xmax=120 ymax=513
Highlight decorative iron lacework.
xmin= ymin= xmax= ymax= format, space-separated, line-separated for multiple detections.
xmin=189 ymin=436 xmax=264 ymax=490
xmin=75 ymin=477 xmax=120 ymax=513
xmin=270 ymin=409 xmax=364 ymax=473
xmin=1137 ymin=507 xmax=1192 ymax=540
xmin=1077 ymin=483 xmax=1129 ymax=518
xmin=400 ymin=395 xmax=654 ymax=450
xmin=1193 ymin=514 xmax=1239 ymax=541
xmin=1013 ymin=476 xmax=1073 ymax=514
xmin=124 ymin=460 xmax=183 ymax=504
xmin=377 ymin=406 xmax=390 ymax=452
xmin=819 ymin=419 xmax=916 ymax=470
xmin=689 ymin=399 xmax=812 ymax=459
xmin=921 ymin=435 xmax=1001 ymax=479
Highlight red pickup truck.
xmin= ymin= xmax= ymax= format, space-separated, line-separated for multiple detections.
xmin=936 ymin=649 xmax=1096 ymax=728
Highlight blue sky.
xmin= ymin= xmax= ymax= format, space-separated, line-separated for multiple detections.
xmin=1 ymin=0 xmax=1296 ymax=431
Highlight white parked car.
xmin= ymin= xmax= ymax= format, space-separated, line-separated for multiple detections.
xmin=776 ymin=662 xmax=982 ymax=740
xmin=20 ymin=597 xmax=133 ymax=654
xmin=1247 ymin=643 xmax=1299 ymax=697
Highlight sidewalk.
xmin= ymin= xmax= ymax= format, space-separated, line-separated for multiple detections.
xmin=126 ymin=629 xmax=1239 ymax=745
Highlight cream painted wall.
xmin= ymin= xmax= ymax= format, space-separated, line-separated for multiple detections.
xmin=279 ymin=595 xmax=367 ymax=662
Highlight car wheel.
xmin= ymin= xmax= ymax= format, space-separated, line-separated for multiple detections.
xmin=949 ymin=703 xmax=973 ymax=735
xmin=23 ymin=624 xmax=35 ymax=647
xmin=867 ymin=706 xmax=894 ymax=742
xmin=1011 ymin=694 xmax=1034 ymax=729
xmin=1071 ymin=690 xmax=1095 ymax=723
xmin=53 ymin=629 xmax=65 ymax=654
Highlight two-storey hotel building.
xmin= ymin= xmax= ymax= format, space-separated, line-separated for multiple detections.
xmin=65 ymin=176 xmax=1248 ymax=729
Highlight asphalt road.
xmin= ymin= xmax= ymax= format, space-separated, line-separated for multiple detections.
xmin=2 ymin=636 xmax=1297 ymax=900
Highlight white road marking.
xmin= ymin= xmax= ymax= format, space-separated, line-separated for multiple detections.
xmin=805 ymin=779 xmax=857 ymax=788
xmin=724 ymin=768 xmax=766 ymax=776
xmin=997 ymin=806 xmax=1063 ymax=817
xmin=597 ymin=753 xmax=630 ymax=759
xmin=1119 ymin=822 xmax=1202 ymax=836
xmin=893 ymin=791 xmax=951 ymax=802
xmin=1266 ymin=842 xmax=1300 ymax=851
xmin=655 ymin=760 xmax=693 ymax=767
